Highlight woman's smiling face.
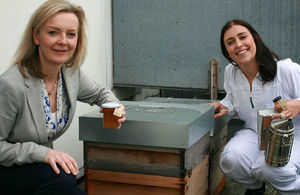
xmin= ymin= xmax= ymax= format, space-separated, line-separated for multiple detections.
xmin=33 ymin=12 xmax=79 ymax=68
xmin=224 ymin=24 xmax=257 ymax=66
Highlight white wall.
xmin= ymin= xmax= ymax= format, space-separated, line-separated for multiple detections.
xmin=0 ymin=0 xmax=113 ymax=177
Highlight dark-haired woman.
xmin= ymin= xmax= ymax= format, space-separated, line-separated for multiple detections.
xmin=210 ymin=19 xmax=300 ymax=194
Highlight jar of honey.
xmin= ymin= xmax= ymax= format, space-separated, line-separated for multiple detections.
xmin=273 ymin=96 xmax=288 ymax=112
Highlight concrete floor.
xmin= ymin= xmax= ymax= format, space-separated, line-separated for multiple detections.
xmin=221 ymin=177 xmax=279 ymax=195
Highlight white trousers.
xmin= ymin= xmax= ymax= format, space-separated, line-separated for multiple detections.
xmin=219 ymin=129 xmax=300 ymax=194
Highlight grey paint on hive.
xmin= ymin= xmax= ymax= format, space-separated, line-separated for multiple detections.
xmin=79 ymin=101 xmax=214 ymax=149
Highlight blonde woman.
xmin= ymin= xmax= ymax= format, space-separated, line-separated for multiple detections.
xmin=0 ymin=0 xmax=125 ymax=194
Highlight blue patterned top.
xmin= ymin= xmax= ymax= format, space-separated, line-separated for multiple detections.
xmin=41 ymin=72 xmax=70 ymax=139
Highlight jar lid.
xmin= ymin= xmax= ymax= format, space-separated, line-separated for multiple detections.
xmin=273 ymin=96 xmax=281 ymax=102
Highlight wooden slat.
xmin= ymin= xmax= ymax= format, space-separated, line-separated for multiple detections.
xmin=209 ymin=59 xmax=218 ymax=100
xmin=210 ymin=144 xmax=226 ymax=194
xmin=213 ymin=175 xmax=226 ymax=195
xmin=87 ymin=146 xmax=180 ymax=166
xmin=86 ymin=180 xmax=183 ymax=195
xmin=85 ymin=145 xmax=182 ymax=176
xmin=85 ymin=169 xmax=185 ymax=189
xmin=185 ymin=155 xmax=209 ymax=195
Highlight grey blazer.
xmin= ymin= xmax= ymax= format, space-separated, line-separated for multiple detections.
xmin=0 ymin=65 xmax=119 ymax=167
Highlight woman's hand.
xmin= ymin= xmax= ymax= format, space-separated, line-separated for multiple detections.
xmin=272 ymin=99 xmax=300 ymax=120
xmin=45 ymin=149 xmax=79 ymax=175
xmin=116 ymin=104 xmax=126 ymax=129
xmin=208 ymin=102 xmax=229 ymax=118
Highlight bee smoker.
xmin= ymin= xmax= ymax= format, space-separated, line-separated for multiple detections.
xmin=265 ymin=119 xmax=294 ymax=167
xmin=257 ymin=96 xmax=295 ymax=167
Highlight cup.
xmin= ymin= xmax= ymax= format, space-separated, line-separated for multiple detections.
xmin=102 ymin=102 xmax=121 ymax=129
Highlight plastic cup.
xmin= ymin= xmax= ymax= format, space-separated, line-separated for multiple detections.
xmin=102 ymin=102 xmax=121 ymax=129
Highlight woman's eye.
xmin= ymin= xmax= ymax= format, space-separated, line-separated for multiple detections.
xmin=48 ymin=31 xmax=56 ymax=35
xmin=226 ymin=40 xmax=234 ymax=45
xmin=240 ymin=35 xmax=247 ymax=39
xmin=68 ymin=33 xmax=76 ymax=37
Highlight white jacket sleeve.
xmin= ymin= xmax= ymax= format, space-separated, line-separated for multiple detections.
xmin=220 ymin=65 xmax=236 ymax=116
xmin=278 ymin=59 xmax=300 ymax=100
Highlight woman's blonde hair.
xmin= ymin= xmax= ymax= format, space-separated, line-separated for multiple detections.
xmin=13 ymin=0 xmax=87 ymax=78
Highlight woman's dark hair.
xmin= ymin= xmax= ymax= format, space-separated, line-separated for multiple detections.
xmin=220 ymin=19 xmax=279 ymax=84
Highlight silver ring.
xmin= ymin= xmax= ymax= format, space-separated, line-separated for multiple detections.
xmin=281 ymin=113 xmax=286 ymax=119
